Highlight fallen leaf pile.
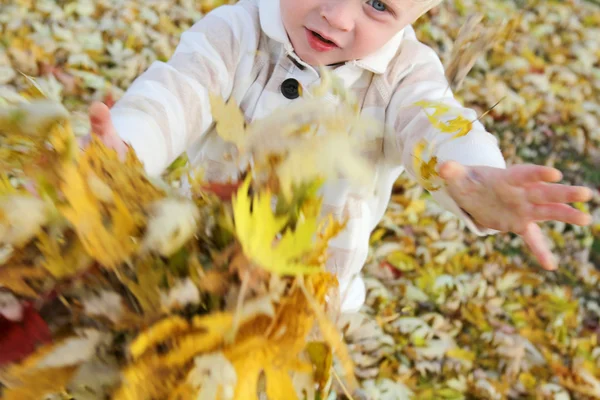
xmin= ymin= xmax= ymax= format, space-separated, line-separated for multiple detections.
xmin=0 ymin=0 xmax=599 ymax=400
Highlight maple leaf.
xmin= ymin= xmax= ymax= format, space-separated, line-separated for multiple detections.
xmin=36 ymin=230 xmax=94 ymax=278
xmin=232 ymin=178 xmax=320 ymax=276
xmin=114 ymin=313 xmax=235 ymax=400
xmin=78 ymin=136 xmax=165 ymax=215
xmin=412 ymin=140 xmax=443 ymax=192
xmin=208 ymin=93 xmax=247 ymax=150
xmin=121 ymin=257 xmax=164 ymax=317
xmin=0 ymin=266 xmax=48 ymax=297
xmin=0 ymin=366 xmax=78 ymax=400
xmin=224 ymin=293 xmax=313 ymax=400
xmin=59 ymin=162 xmax=140 ymax=269
xmin=416 ymin=101 xmax=474 ymax=139
xmin=224 ymin=273 xmax=351 ymax=400
xmin=304 ymin=214 xmax=348 ymax=266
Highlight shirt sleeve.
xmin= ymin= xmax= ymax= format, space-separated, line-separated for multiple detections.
xmin=384 ymin=27 xmax=506 ymax=236
xmin=109 ymin=1 xmax=258 ymax=177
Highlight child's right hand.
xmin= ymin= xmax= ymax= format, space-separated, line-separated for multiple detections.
xmin=84 ymin=101 xmax=128 ymax=158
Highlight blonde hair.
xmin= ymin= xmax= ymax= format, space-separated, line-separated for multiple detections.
xmin=410 ymin=0 xmax=443 ymax=21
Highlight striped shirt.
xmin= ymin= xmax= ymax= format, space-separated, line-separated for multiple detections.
xmin=111 ymin=0 xmax=506 ymax=312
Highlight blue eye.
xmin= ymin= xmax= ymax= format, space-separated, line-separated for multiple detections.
xmin=367 ymin=0 xmax=387 ymax=12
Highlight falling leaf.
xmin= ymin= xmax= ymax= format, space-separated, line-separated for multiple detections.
xmin=0 ymin=266 xmax=48 ymax=297
xmin=412 ymin=139 xmax=443 ymax=192
xmin=1 ymin=366 xmax=78 ymax=400
xmin=59 ymin=161 xmax=140 ymax=269
xmin=209 ymin=93 xmax=247 ymax=150
xmin=232 ymin=178 xmax=320 ymax=276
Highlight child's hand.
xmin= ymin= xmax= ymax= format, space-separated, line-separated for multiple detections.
xmin=439 ymin=161 xmax=594 ymax=271
xmin=83 ymin=101 xmax=127 ymax=157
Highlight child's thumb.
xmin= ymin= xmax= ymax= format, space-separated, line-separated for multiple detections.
xmin=89 ymin=101 xmax=115 ymax=138
xmin=87 ymin=101 xmax=127 ymax=158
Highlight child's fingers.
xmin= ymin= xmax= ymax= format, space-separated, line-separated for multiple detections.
xmin=532 ymin=203 xmax=592 ymax=226
xmin=88 ymin=101 xmax=114 ymax=137
xmin=522 ymin=223 xmax=557 ymax=271
xmin=526 ymin=183 xmax=594 ymax=204
xmin=506 ymin=165 xmax=562 ymax=186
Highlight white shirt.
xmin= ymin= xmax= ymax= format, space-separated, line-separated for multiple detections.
xmin=110 ymin=0 xmax=506 ymax=312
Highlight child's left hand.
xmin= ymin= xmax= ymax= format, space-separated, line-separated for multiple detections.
xmin=438 ymin=161 xmax=594 ymax=271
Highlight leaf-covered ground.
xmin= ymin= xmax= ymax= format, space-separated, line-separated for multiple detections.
xmin=1 ymin=0 xmax=599 ymax=399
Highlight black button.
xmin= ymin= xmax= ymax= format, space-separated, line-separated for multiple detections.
xmin=281 ymin=78 xmax=300 ymax=100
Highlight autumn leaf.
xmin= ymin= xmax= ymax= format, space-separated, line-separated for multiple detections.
xmin=121 ymin=257 xmax=164 ymax=316
xmin=415 ymin=101 xmax=474 ymax=139
xmin=59 ymin=162 xmax=140 ymax=269
xmin=412 ymin=139 xmax=443 ymax=192
xmin=0 ymin=366 xmax=78 ymax=400
xmin=306 ymin=341 xmax=333 ymax=395
xmin=0 ymin=266 xmax=48 ymax=297
xmin=232 ymin=177 xmax=320 ymax=276
xmin=209 ymin=93 xmax=247 ymax=149
xmin=37 ymin=231 xmax=93 ymax=278
xmin=114 ymin=313 xmax=234 ymax=400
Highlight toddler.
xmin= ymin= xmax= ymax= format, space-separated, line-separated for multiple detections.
xmin=89 ymin=0 xmax=593 ymax=312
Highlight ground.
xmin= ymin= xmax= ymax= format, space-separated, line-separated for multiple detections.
xmin=0 ymin=0 xmax=599 ymax=399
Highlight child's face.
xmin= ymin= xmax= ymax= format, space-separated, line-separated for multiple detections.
xmin=280 ymin=0 xmax=437 ymax=67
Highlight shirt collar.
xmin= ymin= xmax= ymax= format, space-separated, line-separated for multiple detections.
xmin=258 ymin=0 xmax=405 ymax=75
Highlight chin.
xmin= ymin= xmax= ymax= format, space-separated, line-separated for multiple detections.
xmin=296 ymin=51 xmax=339 ymax=68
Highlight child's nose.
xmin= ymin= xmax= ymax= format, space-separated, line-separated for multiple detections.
xmin=320 ymin=0 xmax=358 ymax=32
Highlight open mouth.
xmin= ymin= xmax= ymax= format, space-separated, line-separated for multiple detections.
xmin=310 ymin=30 xmax=337 ymax=46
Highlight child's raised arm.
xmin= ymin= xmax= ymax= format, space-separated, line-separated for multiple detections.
xmin=384 ymin=27 xmax=506 ymax=235
xmin=384 ymin=27 xmax=592 ymax=270
xmin=106 ymin=1 xmax=259 ymax=176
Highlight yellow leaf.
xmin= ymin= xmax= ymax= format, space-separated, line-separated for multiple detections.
xmin=305 ymin=214 xmax=348 ymax=266
xmin=232 ymin=178 xmax=320 ymax=276
xmin=225 ymin=281 xmax=321 ymax=400
xmin=1 ymin=366 xmax=78 ymax=400
xmin=386 ymin=251 xmax=418 ymax=272
xmin=209 ymin=93 xmax=247 ymax=149
xmin=412 ymin=140 xmax=442 ymax=192
xmin=121 ymin=257 xmax=164 ymax=316
xmin=446 ymin=347 xmax=476 ymax=364
xmin=413 ymin=100 xmax=451 ymax=118
xmin=59 ymin=161 xmax=139 ymax=268
xmin=414 ymin=101 xmax=473 ymax=139
xmin=78 ymin=136 xmax=165 ymax=215
xmin=37 ymin=232 xmax=93 ymax=278
xmin=129 ymin=315 xmax=190 ymax=360
xmin=306 ymin=342 xmax=333 ymax=394
xmin=115 ymin=313 xmax=234 ymax=400
xmin=0 ymin=266 xmax=47 ymax=297
xmin=445 ymin=115 xmax=473 ymax=139
xmin=299 ymin=276 xmax=358 ymax=393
